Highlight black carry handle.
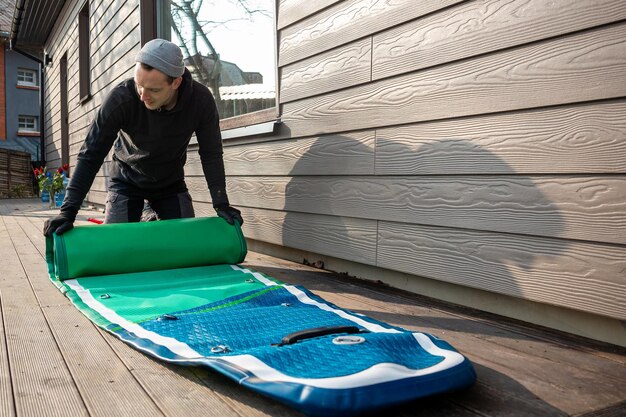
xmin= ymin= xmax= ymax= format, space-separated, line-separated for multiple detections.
xmin=274 ymin=326 xmax=361 ymax=346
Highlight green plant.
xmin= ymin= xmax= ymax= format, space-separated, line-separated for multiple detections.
xmin=33 ymin=164 xmax=69 ymax=196
xmin=9 ymin=184 xmax=29 ymax=198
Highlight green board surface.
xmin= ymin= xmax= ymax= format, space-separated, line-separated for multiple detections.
xmin=48 ymin=217 xmax=246 ymax=280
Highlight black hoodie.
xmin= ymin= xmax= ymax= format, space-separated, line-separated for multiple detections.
xmin=61 ymin=68 xmax=229 ymax=218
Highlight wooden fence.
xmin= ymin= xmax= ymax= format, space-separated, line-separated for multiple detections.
xmin=0 ymin=149 xmax=35 ymax=198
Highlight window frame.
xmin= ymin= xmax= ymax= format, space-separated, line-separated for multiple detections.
xmin=141 ymin=0 xmax=280 ymax=136
xmin=17 ymin=68 xmax=39 ymax=88
xmin=18 ymin=115 xmax=39 ymax=134
xmin=78 ymin=1 xmax=91 ymax=103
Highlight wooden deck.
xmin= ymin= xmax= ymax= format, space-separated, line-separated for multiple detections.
xmin=1 ymin=198 xmax=625 ymax=417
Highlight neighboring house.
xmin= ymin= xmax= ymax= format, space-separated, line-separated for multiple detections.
xmin=185 ymin=53 xmax=264 ymax=87
xmin=184 ymin=53 xmax=275 ymax=119
xmin=8 ymin=0 xmax=626 ymax=347
xmin=0 ymin=1 xmax=42 ymax=163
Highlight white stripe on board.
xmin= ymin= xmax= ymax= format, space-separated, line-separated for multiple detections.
xmin=219 ymin=339 xmax=466 ymax=389
xmin=231 ymin=265 xmax=399 ymax=333
xmin=283 ymin=285 xmax=401 ymax=334
xmin=230 ymin=264 xmax=278 ymax=286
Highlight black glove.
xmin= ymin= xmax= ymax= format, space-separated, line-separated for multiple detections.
xmin=43 ymin=212 xmax=76 ymax=237
xmin=215 ymin=205 xmax=243 ymax=225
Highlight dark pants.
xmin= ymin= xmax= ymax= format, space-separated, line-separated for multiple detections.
xmin=104 ymin=191 xmax=195 ymax=224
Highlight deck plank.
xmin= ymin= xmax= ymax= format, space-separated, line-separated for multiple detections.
xmin=0 ymin=208 xmax=89 ymax=417
xmin=0 ymin=291 xmax=16 ymax=417
xmin=42 ymin=305 xmax=166 ymax=417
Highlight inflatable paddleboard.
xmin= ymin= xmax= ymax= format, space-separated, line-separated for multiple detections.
xmin=47 ymin=217 xmax=476 ymax=416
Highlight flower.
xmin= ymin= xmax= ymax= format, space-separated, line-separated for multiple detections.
xmin=33 ymin=165 xmax=68 ymax=195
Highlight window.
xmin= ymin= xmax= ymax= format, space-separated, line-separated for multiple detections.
xmin=18 ymin=116 xmax=38 ymax=133
xmin=79 ymin=1 xmax=91 ymax=102
xmin=154 ymin=0 xmax=277 ymax=128
xmin=17 ymin=68 xmax=38 ymax=87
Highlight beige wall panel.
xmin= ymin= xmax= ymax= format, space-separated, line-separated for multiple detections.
xmin=90 ymin=56 xmax=136 ymax=105
xmin=282 ymin=24 xmax=626 ymax=138
xmin=90 ymin=35 xmax=140 ymax=93
xmin=191 ymin=176 xmax=626 ymax=244
xmin=91 ymin=0 xmax=136 ymax=44
xmin=373 ymin=0 xmax=626 ymax=80
xmin=376 ymin=221 xmax=626 ymax=320
xmin=45 ymin=156 xmax=62 ymax=169
xmin=375 ymin=101 xmax=626 ymax=174
xmin=279 ymin=0 xmax=464 ymax=66
xmin=237 ymin=207 xmax=377 ymax=265
xmin=44 ymin=26 xmax=77 ymax=140
xmin=90 ymin=176 xmax=108 ymax=193
xmin=277 ymin=0 xmax=342 ymax=29
xmin=86 ymin=189 xmax=107 ymax=206
xmin=69 ymin=121 xmax=91 ymax=150
xmin=280 ymin=38 xmax=371 ymax=103
xmin=69 ymin=138 xmax=86 ymax=158
xmin=186 ymin=130 xmax=375 ymax=176
xmin=46 ymin=0 xmax=82 ymax=57
xmin=44 ymin=68 xmax=61 ymax=108
xmin=90 ymin=7 xmax=140 ymax=82
xmin=91 ymin=0 xmax=109 ymax=29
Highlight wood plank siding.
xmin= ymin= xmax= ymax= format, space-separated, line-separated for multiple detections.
xmin=41 ymin=0 xmax=626 ymax=344
xmin=270 ymin=0 xmax=626 ymax=343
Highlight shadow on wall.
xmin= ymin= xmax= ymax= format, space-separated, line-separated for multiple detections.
xmin=282 ymin=132 xmax=567 ymax=306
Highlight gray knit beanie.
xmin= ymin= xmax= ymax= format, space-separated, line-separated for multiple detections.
xmin=136 ymin=39 xmax=185 ymax=77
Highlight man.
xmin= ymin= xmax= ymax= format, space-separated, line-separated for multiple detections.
xmin=44 ymin=39 xmax=242 ymax=236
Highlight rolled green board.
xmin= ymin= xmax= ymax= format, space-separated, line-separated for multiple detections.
xmin=47 ymin=217 xmax=247 ymax=280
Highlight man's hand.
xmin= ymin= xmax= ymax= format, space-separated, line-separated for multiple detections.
xmin=43 ymin=213 xmax=75 ymax=237
xmin=215 ymin=205 xmax=243 ymax=225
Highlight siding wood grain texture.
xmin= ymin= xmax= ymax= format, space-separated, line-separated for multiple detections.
xmin=278 ymin=0 xmax=465 ymax=66
xmin=282 ymin=23 xmax=626 ymax=137
xmin=376 ymin=222 xmax=626 ymax=320
xmin=272 ymin=0 xmax=626 ymax=322
xmin=372 ymin=0 xmax=626 ymax=80
xmin=375 ymin=101 xmax=626 ymax=175
xmin=41 ymin=0 xmax=626 ymax=327
xmin=280 ymin=38 xmax=372 ymax=103
xmin=186 ymin=175 xmax=626 ymax=244
xmin=277 ymin=0 xmax=342 ymax=29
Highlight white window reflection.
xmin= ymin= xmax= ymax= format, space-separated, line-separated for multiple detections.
xmin=161 ymin=0 xmax=276 ymax=120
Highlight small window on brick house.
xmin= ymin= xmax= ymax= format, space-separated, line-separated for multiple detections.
xmin=18 ymin=116 xmax=39 ymax=134
xmin=17 ymin=69 xmax=39 ymax=87
xmin=79 ymin=1 xmax=91 ymax=102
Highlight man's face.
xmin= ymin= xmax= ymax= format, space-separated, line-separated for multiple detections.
xmin=134 ymin=63 xmax=181 ymax=110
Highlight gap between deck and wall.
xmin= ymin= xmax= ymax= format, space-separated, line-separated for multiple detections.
xmin=247 ymin=238 xmax=626 ymax=348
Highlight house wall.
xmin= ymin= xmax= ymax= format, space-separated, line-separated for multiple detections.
xmin=43 ymin=0 xmax=140 ymax=187
xmin=42 ymin=0 xmax=626 ymax=344
xmin=2 ymin=49 xmax=41 ymax=160
xmin=227 ymin=0 xmax=626 ymax=344
xmin=0 ymin=42 xmax=5 ymax=141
